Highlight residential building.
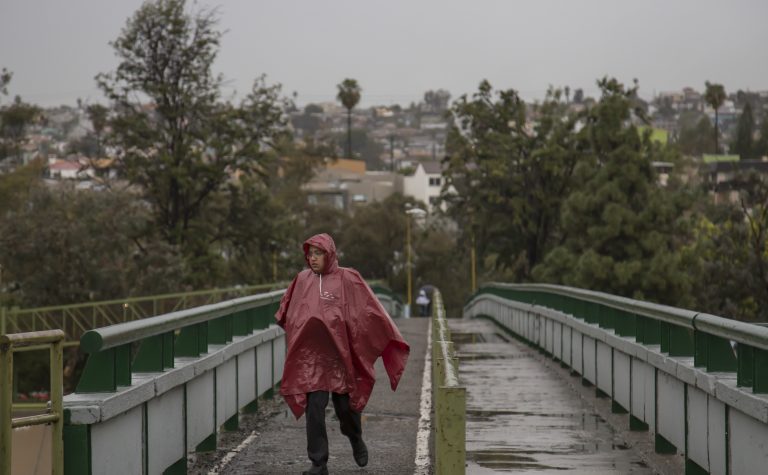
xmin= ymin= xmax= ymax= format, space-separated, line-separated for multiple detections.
xmin=402 ymin=160 xmax=445 ymax=212
xmin=303 ymin=158 xmax=401 ymax=212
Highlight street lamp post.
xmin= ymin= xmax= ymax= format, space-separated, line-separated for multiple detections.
xmin=471 ymin=230 xmax=477 ymax=293
xmin=405 ymin=206 xmax=426 ymax=318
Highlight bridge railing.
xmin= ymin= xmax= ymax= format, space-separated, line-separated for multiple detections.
xmin=431 ymin=289 xmax=465 ymax=475
xmin=1 ymin=330 xmax=65 ymax=475
xmin=479 ymin=283 xmax=768 ymax=393
xmin=60 ymin=284 xmax=399 ymax=475
xmin=63 ymin=289 xmax=286 ymax=475
xmin=466 ymin=282 xmax=768 ymax=475
xmin=0 ymin=283 xmax=286 ymax=346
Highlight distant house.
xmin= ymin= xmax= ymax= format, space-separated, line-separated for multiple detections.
xmin=90 ymin=158 xmax=119 ymax=180
xmin=402 ymin=161 xmax=445 ymax=212
xmin=48 ymin=160 xmax=86 ymax=180
xmin=698 ymin=156 xmax=768 ymax=205
xmin=303 ymin=158 xmax=401 ymax=212
xmin=47 ymin=157 xmax=100 ymax=181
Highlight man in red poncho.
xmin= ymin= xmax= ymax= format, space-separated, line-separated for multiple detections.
xmin=275 ymin=233 xmax=410 ymax=475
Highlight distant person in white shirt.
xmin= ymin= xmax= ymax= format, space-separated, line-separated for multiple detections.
xmin=415 ymin=289 xmax=431 ymax=317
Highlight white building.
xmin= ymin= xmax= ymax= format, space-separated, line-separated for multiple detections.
xmin=402 ymin=161 xmax=445 ymax=212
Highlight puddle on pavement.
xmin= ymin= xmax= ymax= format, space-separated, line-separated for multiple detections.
xmin=451 ymin=332 xmax=510 ymax=344
xmin=469 ymin=450 xmax=568 ymax=471
xmin=452 ymin=319 xmax=654 ymax=474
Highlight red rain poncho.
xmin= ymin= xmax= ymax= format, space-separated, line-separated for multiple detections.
xmin=275 ymin=233 xmax=410 ymax=419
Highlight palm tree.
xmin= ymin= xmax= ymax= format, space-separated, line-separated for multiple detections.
xmin=336 ymin=79 xmax=361 ymax=158
xmin=704 ymin=81 xmax=726 ymax=154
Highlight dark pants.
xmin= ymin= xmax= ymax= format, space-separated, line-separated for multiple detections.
xmin=306 ymin=391 xmax=362 ymax=467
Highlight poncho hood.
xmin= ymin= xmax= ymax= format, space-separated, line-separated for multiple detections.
xmin=275 ymin=233 xmax=410 ymax=418
xmin=302 ymin=233 xmax=339 ymax=274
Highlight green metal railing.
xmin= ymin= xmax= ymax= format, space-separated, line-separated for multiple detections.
xmin=479 ymin=283 xmax=768 ymax=394
xmin=0 ymin=283 xmax=286 ymax=346
xmin=74 ymin=290 xmax=285 ymax=393
xmin=1 ymin=330 xmax=65 ymax=475
xmin=431 ymin=289 xmax=466 ymax=475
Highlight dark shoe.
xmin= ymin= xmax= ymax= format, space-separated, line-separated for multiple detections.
xmin=351 ymin=438 xmax=368 ymax=467
xmin=302 ymin=464 xmax=328 ymax=475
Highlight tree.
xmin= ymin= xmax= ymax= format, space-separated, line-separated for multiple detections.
xmin=731 ymin=102 xmax=755 ymax=159
xmin=442 ymin=81 xmax=580 ymax=280
xmin=423 ymin=89 xmax=451 ymax=113
xmin=678 ymin=115 xmax=715 ymax=157
xmin=0 ymin=184 xmax=183 ymax=307
xmin=333 ymin=129 xmax=384 ymax=170
xmin=0 ymin=69 xmax=40 ymax=164
xmin=704 ymin=81 xmax=726 ymax=153
xmin=0 ymin=68 xmax=11 ymax=98
xmin=0 ymin=96 xmax=41 ymax=163
xmin=755 ymin=119 xmax=768 ymax=159
xmin=336 ymin=78 xmax=361 ymax=159
xmin=683 ymin=173 xmax=768 ymax=322
xmin=338 ymin=193 xmax=410 ymax=282
xmin=532 ymin=78 xmax=693 ymax=306
xmin=97 ymin=0 xmax=288 ymax=254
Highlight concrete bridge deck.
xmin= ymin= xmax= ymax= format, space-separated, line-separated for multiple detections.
xmin=194 ymin=317 xmax=681 ymax=474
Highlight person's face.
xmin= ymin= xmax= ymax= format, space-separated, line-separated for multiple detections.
xmin=308 ymin=245 xmax=326 ymax=273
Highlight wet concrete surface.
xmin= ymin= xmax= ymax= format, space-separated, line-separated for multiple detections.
xmin=192 ymin=317 xmax=429 ymax=475
xmin=193 ymin=315 xmax=684 ymax=474
xmin=449 ymin=318 xmax=681 ymax=475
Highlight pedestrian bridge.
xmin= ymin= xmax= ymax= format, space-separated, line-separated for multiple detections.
xmin=2 ymin=283 xmax=768 ymax=474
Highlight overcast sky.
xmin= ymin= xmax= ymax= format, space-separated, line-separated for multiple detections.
xmin=1 ymin=0 xmax=767 ymax=108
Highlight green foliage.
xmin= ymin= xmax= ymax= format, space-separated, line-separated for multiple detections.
xmin=532 ymin=78 xmax=693 ymax=306
xmin=731 ymin=102 xmax=755 ymax=159
xmin=423 ymin=89 xmax=451 ymax=113
xmin=756 ymin=119 xmax=768 ymax=159
xmin=0 ymin=160 xmax=44 ymax=216
xmin=332 ymin=128 xmax=384 ymax=169
xmin=0 ymin=68 xmax=11 ymax=98
xmin=0 ymin=95 xmax=42 ymax=163
xmin=683 ymin=183 xmax=768 ymax=321
xmin=337 ymin=194 xmax=410 ymax=282
xmin=85 ymin=104 xmax=109 ymax=158
xmin=677 ymin=115 xmax=715 ymax=156
xmin=97 ymin=0 xmax=290 ymax=286
xmin=443 ymin=81 xmax=580 ymax=280
xmin=0 ymin=185 xmax=184 ymax=306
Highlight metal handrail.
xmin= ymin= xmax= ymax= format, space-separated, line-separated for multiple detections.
xmin=1 ymin=330 xmax=65 ymax=475
xmin=484 ymin=283 xmax=768 ymax=351
xmin=9 ymin=283 xmax=284 ymax=315
xmin=80 ymin=291 xmax=284 ymax=353
xmin=1 ymin=282 xmax=288 ymax=343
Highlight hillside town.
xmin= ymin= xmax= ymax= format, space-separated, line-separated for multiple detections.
xmin=3 ymin=84 xmax=768 ymax=213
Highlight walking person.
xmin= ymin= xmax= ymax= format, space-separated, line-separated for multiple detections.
xmin=275 ymin=233 xmax=410 ymax=475
xmin=415 ymin=288 xmax=431 ymax=317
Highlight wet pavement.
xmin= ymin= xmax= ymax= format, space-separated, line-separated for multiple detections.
xmin=450 ymin=318 xmax=657 ymax=474
xmin=195 ymin=315 xmax=682 ymax=474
